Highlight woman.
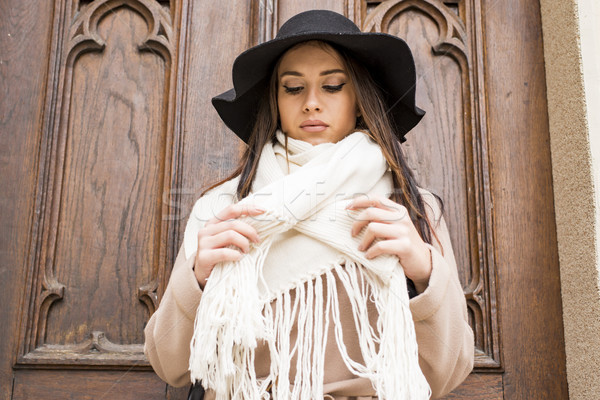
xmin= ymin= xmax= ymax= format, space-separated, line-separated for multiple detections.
xmin=144 ymin=9 xmax=473 ymax=400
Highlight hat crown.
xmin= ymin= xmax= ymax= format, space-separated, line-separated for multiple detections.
xmin=276 ymin=10 xmax=361 ymax=39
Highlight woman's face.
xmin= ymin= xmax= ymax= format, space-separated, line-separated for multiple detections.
xmin=277 ymin=42 xmax=359 ymax=145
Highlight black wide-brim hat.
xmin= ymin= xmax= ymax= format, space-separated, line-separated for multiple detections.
xmin=212 ymin=9 xmax=425 ymax=143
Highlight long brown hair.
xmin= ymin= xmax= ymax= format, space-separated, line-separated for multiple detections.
xmin=205 ymin=41 xmax=441 ymax=246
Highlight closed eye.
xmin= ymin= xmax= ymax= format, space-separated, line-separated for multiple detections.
xmin=283 ymin=85 xmax=303 ymax=94
xmin=323 ymin=83 xmax=346 ymax=93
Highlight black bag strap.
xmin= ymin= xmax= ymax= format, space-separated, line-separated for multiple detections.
xmin=187 ymin=382 xmax=205 ymax=400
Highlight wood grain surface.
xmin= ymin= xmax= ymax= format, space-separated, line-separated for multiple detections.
xmin=483 ymin=0 xmax=568 ymax=397
xmin=0 ymin=0 xmax=55 ymax=396
xmin=12 ymin=370 xmax=166 ymax=400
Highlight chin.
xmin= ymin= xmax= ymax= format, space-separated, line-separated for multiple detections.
xmin=306 ymin=137 xmax=335 ymax=145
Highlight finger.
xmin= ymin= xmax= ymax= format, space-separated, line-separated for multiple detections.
xmin=208 ymin=203 xmax=266 ymax=224
xmin=364 ymin=240 xmax=404 ymax=260
xmin=201 ymin=220 xmax=260 ymax=243
xmin=346 ymin=194 xmax=399 ymax=211
xmin=197 ymin=248 xmax=244 ymax=270
xmin=208 ymin=203 xmax=264 ymax=224
xmin=202 ymin=230 xmax=252 ymax=253
xmin=350 ymin=207 xmax=406 ymax=236
xmin=358 ymin=222 xmax=401 ymax=251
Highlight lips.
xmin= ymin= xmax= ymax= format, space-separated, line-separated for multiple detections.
xmin=300 ymin=120 xmax=328 ymax=132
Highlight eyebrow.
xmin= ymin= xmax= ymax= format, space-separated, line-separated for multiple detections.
xmin=279 ymin=69 xmax=347 ymax=78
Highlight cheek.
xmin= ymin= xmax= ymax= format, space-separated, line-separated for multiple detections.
xmin=277 ymin=102 xmax=289 ymax=127
xmin=277 ymin=96 xmax=289 ymax=127
xmin=341 ymin=98 xmax=358 ymax=126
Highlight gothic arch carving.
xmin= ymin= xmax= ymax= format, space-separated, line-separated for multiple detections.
xmin=68 ymin=0 xmax=173 ymax=63
xmin=363 ymin=0 xmax=468 ymax=66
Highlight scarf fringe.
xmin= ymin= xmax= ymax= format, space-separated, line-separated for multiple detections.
xmin=189 ymin=237 xmax=274 ymax=399
xmin=190 ymin=253 xmax=430 ymax=400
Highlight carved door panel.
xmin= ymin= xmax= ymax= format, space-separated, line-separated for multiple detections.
xmin=0 ymin=0 xmax=567 ymax=399
xmin=6 ymin=0 xmax=183 ymax=398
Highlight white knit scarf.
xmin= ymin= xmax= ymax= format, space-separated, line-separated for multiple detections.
xmin=188 ymin=131 xmax=430 ymax=399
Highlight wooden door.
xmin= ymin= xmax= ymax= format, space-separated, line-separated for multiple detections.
xmin=0 ymin=0 xmax=568 ymax=399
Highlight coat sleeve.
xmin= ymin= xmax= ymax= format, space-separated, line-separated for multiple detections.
xmin=144 ymin=179 xmax=238 ymax=387
xmin=144 ymin=246 xmax=201 ymax=387
xmin=410 ymin=192 xmax=475 ymax=398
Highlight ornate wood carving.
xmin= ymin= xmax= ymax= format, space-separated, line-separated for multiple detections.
xmin=17 ymin=0 xmax=189 ymax=369
xmin=21 ymin=331 xmax=144 ymax=367
xmin=347 ymin=0 xmax=500 ymax=370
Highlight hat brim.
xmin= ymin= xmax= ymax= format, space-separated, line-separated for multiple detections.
xmin=212 ymin=31 xmax=425 ymax=143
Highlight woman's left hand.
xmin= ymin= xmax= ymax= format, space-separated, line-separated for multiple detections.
xmin=346 ymin=194 xmax=432 ymax=293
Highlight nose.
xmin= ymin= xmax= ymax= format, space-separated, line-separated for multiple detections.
xmin=303 ymin=87 xmax=321 ymax=112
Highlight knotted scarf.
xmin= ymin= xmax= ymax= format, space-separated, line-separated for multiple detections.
xmin=186 ymin=131 xmax=430 ymax=399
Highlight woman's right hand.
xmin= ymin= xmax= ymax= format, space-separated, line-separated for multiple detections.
xmin=194 ymin=204 xmax=265 ymax=289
